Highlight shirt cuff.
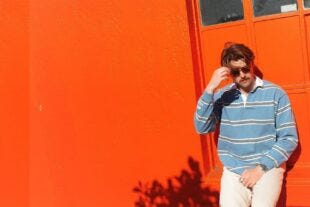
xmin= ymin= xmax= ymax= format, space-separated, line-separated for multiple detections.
xmin=259 ymin=156 xmax=276 ymax=171
xmin=201 ymin=92 xmax=214 ymax=102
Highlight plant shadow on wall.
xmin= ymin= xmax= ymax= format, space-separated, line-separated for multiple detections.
xmin=133 ymin=157 xmax=219 ymax=207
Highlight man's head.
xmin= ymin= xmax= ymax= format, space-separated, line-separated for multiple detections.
xmin=221 ymin=42 xmax=256 ymax=93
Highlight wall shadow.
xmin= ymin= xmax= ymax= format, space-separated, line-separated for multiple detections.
xmin=133 ymin=157 xmax=219 ymax=207
xmin=277 ymin=127 xmax=302 ymax=207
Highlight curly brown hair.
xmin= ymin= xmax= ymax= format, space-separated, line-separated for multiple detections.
xmin=221 ymin=42 xmax=255 ymax=67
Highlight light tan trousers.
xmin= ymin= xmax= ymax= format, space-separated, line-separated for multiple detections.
xmin=220 ymin=167 xmax=285 ymax=207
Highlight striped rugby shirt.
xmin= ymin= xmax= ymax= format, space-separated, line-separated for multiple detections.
xmin=194 ymin=77 xmax=298 ymax=174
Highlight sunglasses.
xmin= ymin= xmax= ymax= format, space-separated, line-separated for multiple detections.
xmin=230 ymin=66 xmax=251 ymax=77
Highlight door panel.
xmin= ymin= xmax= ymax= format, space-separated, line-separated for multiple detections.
xmin=254 ymin=16 xmax=305 ymax=85
xmin=284 ymin=88 xmax=310 ymax=206
xmin=305 ymin=14 xmax=310 ymax=79
xmin=288 ymin=92 xmax=310 ymax=163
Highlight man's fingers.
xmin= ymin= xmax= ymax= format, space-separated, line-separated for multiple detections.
xmin=240 ymin=178 xmax=256 ymax=188
xmin=240 ymin=176 xmax=255 ymax=188
xmin=240 ymin=177 xmax=248 ymax=186
xmin=220 ymin=70 xmax=229 ymax=79
xmin=219 ymin=67 xmax=230 ymax=75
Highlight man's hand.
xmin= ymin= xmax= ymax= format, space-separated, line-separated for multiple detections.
xmin=240 ymin=166 xmax=265 ymax=188
xmin=205 ymin=67 xmax=230 ymax=94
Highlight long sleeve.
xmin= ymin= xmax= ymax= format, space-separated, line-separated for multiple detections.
xmin=259 ymin=92 xmax=298 ymax=170
xmin=194 ymin=91 xmax=222 ymax=134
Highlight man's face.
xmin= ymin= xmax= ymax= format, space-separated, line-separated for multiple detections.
xmin=229 ymin=59 xmax=255 ymax=92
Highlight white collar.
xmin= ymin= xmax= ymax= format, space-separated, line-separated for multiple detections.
xmin=254 ymin=76 xmax=264 ymax=88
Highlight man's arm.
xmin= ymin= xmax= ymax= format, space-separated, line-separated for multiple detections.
xmin=194 ymin=67 xmax=229 ymax=134
xmin=241 ymin=91 xmax=298 ymax=188
xmin=259 ymin=92 xmax=298 ymax=170
xmin=194 ymin=92 xmax=218 ymax=134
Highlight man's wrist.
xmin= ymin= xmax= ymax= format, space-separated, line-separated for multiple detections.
xmin=205 ymin=85 xmax=215 ymax=94
xmin=257 ymin=164 xmax=267 ymax=172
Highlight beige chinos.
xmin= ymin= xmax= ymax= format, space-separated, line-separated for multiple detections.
xmin=220 ymin=167 xmax=285 ymax=207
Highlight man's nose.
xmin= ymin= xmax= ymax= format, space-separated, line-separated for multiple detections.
xmin=239 ymin=70 xmax=246 ymax=77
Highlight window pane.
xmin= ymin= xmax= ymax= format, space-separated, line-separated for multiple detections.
xmin=253 ymin=0 xmax=298 ymax=17
xmin=304 ymin=0 xmax=310 ymax=8
xmin=199 ymin=0 xmax=244 ymax=26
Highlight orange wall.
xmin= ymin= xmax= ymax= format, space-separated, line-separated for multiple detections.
xmin=0 ymin=1 xmax=29 ymax=207
xmin=29 ymin=0 xmax=201 ymax=207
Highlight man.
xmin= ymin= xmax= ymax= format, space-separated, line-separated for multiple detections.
xmin=194 ymin=43 xmax=298 ymax=207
